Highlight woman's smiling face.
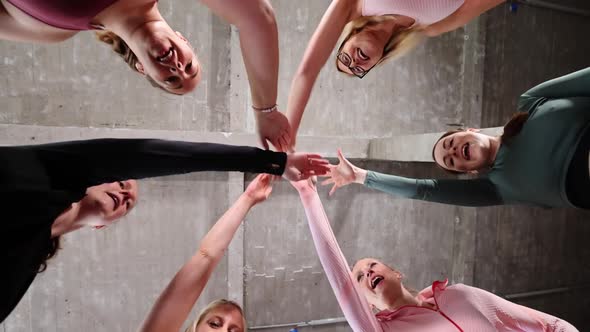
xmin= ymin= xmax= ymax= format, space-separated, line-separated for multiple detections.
xmin=433 ymin=130 xmax=493 ymax=172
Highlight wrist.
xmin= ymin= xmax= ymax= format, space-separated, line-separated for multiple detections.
xmin=252 ymin=104 xmax=277 ymax=113
xmin=238 ymin=194 xmax=257 ymax=208
xmin=354 ymin=168 xmax=368 ymax=184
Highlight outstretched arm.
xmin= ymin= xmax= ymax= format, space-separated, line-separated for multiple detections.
xmin=286 ymin=0 xmax=358 ymax=148
xmin=521 ymin=67 xmax=590 ymax=99
xmin=423 ymin=0 xmax=505 ymax=37
xmin=24 ymin=138 xmax=330 ymax=189
xmin=201 ymin=0 xmax=290 ymax=151
xmin=457 ymin=284 xmax=579 ymax=332
xmin=323 ymin=149 xmax=503 ymax=207
xmin=292 ymin=180 xmax=383 ymax=332
xmin=138 ymin=174 xmax=273 ymax=332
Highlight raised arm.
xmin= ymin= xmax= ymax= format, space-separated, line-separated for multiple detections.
xmin=323 ymin=149 xmax=503 ymax=207
xmin=286 ymin=0 xmax=358 ymax=147
xmin=422 ymin=0 xmax=505 ymax=37
xmin=138 ymin=174 xmax=273 ymax=332
xmin=200 ymin=0 xmax=290 ymax=151
xmin=292 ymin=180 xmax=383 ymax=332
xmin=521 ymin=67 xmax=590 ymax=99
xmin=457 ymin=284 xmax=579 ymax=332
xmin=25 ymin=138 xmax=330 ymax=189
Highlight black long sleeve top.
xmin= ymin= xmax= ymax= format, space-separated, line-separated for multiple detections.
xmin=0 ymin=138 xmax=287 ymax=323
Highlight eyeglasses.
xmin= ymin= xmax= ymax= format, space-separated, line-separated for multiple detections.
xmin=336 ymin=51 xmax=377 ymax=79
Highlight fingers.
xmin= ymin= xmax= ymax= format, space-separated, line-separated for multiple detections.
xmin=275 ymin=139 xmax=285 ymax=152
xmin=329 ymin=183 xmax=338 ymax=196
xmin=282 ymin=130 xmax=294 ymax=153
xmin=258 ymin=173 xmax=270 ymax=185
xmin=307 ymin=164 xmax=330 ymax=176
xmin=278 ymin=135 xmax=289 ymax=153
xmin=306 ymin=154 xmax=324 ymax=159
xmin=283 ymin=130 xmax=292 ymax=147
xmin=260 ymin=136 xmax=270 ymax=150
xmin=337 ymin=148 xmax=346 ymax=163
xmin=308 ymin=157 xmax=330 ymax=165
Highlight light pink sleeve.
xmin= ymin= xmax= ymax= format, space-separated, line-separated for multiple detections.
xmin=461 ymin=285 xmax=579 ymax=332
xmin=297 ymin=188 xmax=384 ymax=332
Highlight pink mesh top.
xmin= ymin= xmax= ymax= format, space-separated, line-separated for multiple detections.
xmin=362 ymin=0 xmax=465 ymax=25
xmin=294 ymin=183 xmax=578 ymax=332
xmin=5 ymin=0 xmax=118 ymax=30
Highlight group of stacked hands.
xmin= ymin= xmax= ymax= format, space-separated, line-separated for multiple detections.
xmin=1 ymin=0 xmax=587 ymax=330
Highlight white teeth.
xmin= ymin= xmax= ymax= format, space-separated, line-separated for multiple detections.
xmin=157 ymin=48 xmax=173 ymax=62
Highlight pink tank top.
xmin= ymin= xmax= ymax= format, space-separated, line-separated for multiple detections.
xmin=362 ymin=0 xmax=465 ymax=25
xmin=5 ymin=0 xmax=118 ymax=30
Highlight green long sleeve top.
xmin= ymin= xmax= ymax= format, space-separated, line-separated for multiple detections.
xmin=365 ymin=67 xmax=590 ymax=208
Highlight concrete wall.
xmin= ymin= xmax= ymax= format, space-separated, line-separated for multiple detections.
xmin=1 ymin=0 xmax=589 ymax=331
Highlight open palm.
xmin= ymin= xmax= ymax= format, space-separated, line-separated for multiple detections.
xmin=321 ymin=149 xmax=359 ymax=195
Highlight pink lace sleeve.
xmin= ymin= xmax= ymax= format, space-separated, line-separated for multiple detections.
xmin=297 ymin=188 xmax=384 ymax=332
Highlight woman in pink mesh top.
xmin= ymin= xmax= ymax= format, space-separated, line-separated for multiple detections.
xmin=290 ymin=179 xmax=578 ymax=332
xmin=286 ymin=0 xmax=504 ymax=151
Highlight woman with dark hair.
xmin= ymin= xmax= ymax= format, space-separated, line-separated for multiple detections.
xmin=0 ymin=0 xmax=291 ymax=150
xmin=291 ymin=179 xmax=578 ymax=331
xmin=285 ymin=0 xmax=504 ymax=150
xmin=323 ymin=67 xmax=590 ymax=209
xmin=0 ymin=138 xmax=329 ymax=323
xmin=139 ymin=174 xmax=275 ymax=332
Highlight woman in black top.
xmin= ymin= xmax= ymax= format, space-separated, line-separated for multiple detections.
xmin=0 ymin=138 xmax=329 ymax=323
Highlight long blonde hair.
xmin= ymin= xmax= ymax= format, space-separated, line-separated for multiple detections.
xmin=336 ymin=15 xmax=423 ymax=74
xmin=185 ymin=299 xmax=247 ymax=332
xmin=95 ymin=30 xmax=169 ymax=93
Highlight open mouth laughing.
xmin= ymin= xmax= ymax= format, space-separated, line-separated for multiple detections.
xmin=462 ymin=142 xmax=471 ymax=161
xmin=156 ymin=47 xmax=174 ymax=62
xmin=371 ymin=276 xmax=384 ymax=290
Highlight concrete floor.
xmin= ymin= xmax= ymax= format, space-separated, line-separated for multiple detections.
xmin=1 ymin=0 xmax=589 ymax=331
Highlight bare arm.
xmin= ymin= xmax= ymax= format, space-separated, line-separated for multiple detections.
xmin=0 ymin=2 xmax=75 ymax=43
xmin=201 ymin=0 xmax=278 ymax=109
xmin=201 ymin=0 xmax=291 ymax=151
xmin=423 ymin=0 xmax=505 ymax=37
xmin=138 ymin=175 xmax=273 ymax=332
xmin=286 ymin=0 xmax=358 ymax=145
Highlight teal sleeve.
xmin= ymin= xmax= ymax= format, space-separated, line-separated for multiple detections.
xmin=522 ymin=67 xmax=590 ymax=99
xmin=364 ymin=171 xmax=503 ymax=207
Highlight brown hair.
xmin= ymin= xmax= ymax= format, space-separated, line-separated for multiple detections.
xmin=185 ymin=299 xmax=247 ymax=332
xmin=38 ymin=236 xmax=61 ymax=273
xmin=95 ymin=31 xmax=170 ymax=93
xmin=336 ymin=15 xmax=423 ymax=75
xmin=431 ymin=112 xmax=531 ymax=172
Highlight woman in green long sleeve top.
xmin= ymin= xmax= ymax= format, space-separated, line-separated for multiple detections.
xmin=323 ymin=67 xmax=590 ymax=209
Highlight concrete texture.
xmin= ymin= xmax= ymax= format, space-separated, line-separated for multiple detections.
xmin=1 ymin=0 xmax=589 ymax=331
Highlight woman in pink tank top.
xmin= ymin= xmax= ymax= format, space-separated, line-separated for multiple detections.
xmin=290 ymin=179 xmax=578 ymax=332
xmin=285 ymin=0 xmax=504 ymax=151
xmin=0 ymin=0 xmax=292 ymax=151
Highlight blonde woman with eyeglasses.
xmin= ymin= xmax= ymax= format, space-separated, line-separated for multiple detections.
xmin=285 ymin=0 xmax=505 ymax=150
